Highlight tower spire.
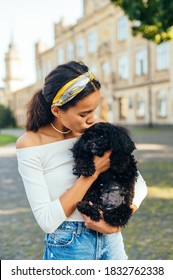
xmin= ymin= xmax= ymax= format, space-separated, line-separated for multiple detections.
xmin=4 ymin=34 xmax=24 ymax=93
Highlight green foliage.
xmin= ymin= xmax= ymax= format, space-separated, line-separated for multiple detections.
xmin=0 ymin=104 xmax=16 ymax=128
xmin=111 ymin=0 xmax=173 ymax=43
xmin=0 ymin=134 xmax=18 ymax=146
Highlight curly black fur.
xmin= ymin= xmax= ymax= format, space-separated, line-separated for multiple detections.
xmin=71 ymin=122 xmax=138 ymax=227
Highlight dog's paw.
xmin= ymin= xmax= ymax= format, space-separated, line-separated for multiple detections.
xmin=73 ymin=165 xmax=95 ymax=177
xmin=81 ymin=168 xmax=95 ymax=177
xmin=103 ymin=205 xmax=133 ymax=227
xmin=77 ymin=201 xmax=101 ymax=221
xmin=80 ymin=166 xmax=95 ymax=177
xmin=88 ymin=204 xmax=101 ymax=221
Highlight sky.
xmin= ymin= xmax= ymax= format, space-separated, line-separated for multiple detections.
xmin=0 ymin=0 xmax=83 ymax=87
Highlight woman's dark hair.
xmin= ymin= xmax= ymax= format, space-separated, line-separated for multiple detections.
xmin=26 ymin=61 xmax=101 ymax=131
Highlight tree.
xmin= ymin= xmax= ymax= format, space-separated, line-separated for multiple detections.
xmin=0 ymin=104 xmax=16 ymax=129
xmin=111 ymin=0 xmax=173 ymax=44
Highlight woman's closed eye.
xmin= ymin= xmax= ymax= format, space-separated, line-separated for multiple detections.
xmin=79 ymin=113 xmax=88 ymax=117
xmin=79 ymin=109 xmax=95 ymax=118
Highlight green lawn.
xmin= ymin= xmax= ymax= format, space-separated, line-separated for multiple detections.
xmin=0 ymin=134 xmax=18 ymax=146
xmin=123 ymin=161 xmax=173 ymax=260
xmin=130 ymin=126 xmax=172 ymax=134
xmin=139 ymin=162 xmax=173 ymax=188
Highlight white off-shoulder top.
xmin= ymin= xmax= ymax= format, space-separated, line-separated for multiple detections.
xmin=16 ymin=137 xmax=147 ymax=233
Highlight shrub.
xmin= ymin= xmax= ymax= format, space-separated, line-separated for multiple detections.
xmin=0 ymin=104 xmax=16 ymax=128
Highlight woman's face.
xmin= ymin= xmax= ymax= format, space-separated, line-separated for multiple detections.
xmin=56 ymin=90 xmax=100 ymax=133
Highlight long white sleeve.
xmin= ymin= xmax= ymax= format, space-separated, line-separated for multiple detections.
xmin=16 ymin=139 xmax=81 ymax=234
xmin=17 ymin=152 xmax=67 ymax=233
xmin=132 ymin=171 xmax=148 ymax=208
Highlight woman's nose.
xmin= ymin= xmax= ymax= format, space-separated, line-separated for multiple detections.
xmin=86 ymin=114 xmax=95 ymax=125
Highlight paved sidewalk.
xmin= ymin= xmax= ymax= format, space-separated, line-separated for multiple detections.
xmin=133 ymin=129 xmax=173 ymax=162
xmin=0 ymin=128 xmax=25 ymax=137
xmin=0 ymin=129 xmax=173 ymax=259
xmin=0 ymin=143 xmax=44 ymax=259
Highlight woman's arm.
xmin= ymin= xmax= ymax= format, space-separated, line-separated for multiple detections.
xmin=59 ymin=151 xmax=111 ymax=216
xmin=16 ymin=147 xmax=112 ymax=234
xmin=16 ymin=151 xmax=66 ymax=234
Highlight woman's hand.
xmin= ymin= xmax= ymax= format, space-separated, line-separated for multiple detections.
xmin=130 ymin=204 xmax=138 ymax=214
xmin=92 ymin=150 xmax=112 ymax=179
xmin=81 ymin=213 xmax=121 ymax=234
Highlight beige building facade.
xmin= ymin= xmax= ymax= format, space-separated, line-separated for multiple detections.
xmin=1 ymin=0 xmax=173 ymax=127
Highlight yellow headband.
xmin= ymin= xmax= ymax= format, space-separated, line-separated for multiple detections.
xmin=52 ymin=70 xmax=95 ymax=106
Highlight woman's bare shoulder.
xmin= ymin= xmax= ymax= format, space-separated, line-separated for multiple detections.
xmin=16 ymin=131 xmax=41 ymax=149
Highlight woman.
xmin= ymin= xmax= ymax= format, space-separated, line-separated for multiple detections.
xmin=16 ymin=61 xmax=147 ymax=260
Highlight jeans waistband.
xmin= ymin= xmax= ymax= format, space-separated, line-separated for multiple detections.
xmin=57 ymin=221 xmax=96 ymax=235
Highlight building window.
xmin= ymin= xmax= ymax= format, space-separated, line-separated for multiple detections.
xmin=117 ymin=16 xmax=128 ymax=41
xmin=88 ymin=31 xmax=97 ymax=53
xmin=118 ymin=55 xmax=128 ymax=79
xmin=128 ymin=97 xmax=133 ymax=109
xmin=77 ymin=37 xmax=84 ymax=58
xmin=119 ymin=96 xmax=128 ymax=119
xmin=156 ymin=43 xmax=169 ymax=71
xmin=156 ymin=90 xmax=167 ymax=117
xmin=158 ymin=99 xmax=167 ymax=117
xmin=135 ymin=49 xmax=148 ymax=75
xmin=136 ymin=99 xmax=145 ymax=118
xmin=58 ymin=48 xmax=64 ymax=64
xmin=67 ymin=42 xmax=74 ymax=60
xmin=102 ymin=60 xmax=110 ymax=75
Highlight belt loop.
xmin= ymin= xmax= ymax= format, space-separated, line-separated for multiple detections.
xmin=76 ymin=222 xmax=82 ymax=236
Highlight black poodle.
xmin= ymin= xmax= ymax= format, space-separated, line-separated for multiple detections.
xmin=71 ymin=122 xmax=138 ymax=227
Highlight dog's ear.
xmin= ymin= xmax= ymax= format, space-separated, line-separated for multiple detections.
xmin=73 ymin=156 xmax=95 ymax=177
xmin=121 ymin=135 xmax=136 ymax=154
xmin=71 ymin=138 xmax=86 ymax=158
xmin=71 ymin=137 xmax=96 ymax=177
xmin=111 ymin=126 xmax=136 ymax=154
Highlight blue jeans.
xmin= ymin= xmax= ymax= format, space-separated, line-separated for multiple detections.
xmin=43 ymin=221 xmax=128 ymax=260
